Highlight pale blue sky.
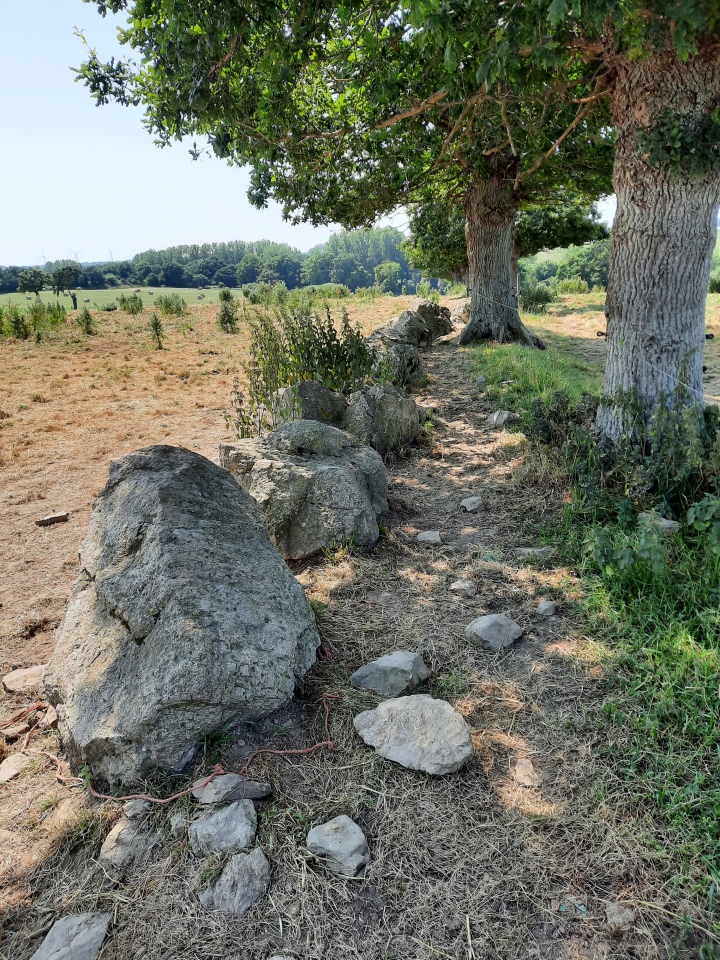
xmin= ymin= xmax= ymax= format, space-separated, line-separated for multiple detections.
xmin=0 ymin=0 xmax=335 ymax=266
xmin=0 ymin=2 xmax=613 ymax=268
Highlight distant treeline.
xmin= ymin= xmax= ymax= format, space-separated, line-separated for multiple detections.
xmin=0 ymin=227 xmax=422 ymax=294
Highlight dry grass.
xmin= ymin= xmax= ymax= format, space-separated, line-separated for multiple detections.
xmin=2 ymin=340 xmax=714 ymax=958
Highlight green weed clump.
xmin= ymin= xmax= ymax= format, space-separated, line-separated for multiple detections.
xmin=154 ymin=292 xmax=187 ymax=317
xmin=225 ymin=306 xmax=378 ymax=438
xmin=77 ymin=306 xmax=95 ymax=335
xmin=118 ymin=293 xmax=144 ymax=315
xmin=149 ymin=311 xmax=164 ymax=349
xmin=520 ymin=284 xmax=556 ymax=314
xmin=217 ymin=288 xmax=239 ymax=333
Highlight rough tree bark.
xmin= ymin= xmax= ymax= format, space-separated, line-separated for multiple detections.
xmin=598 ymin=50 xmax=720 ymax=440
xmin=458 ymin=175 xmax=543 ymax=347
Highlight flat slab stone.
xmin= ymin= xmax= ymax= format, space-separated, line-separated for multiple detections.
xmin=189 ymin=800 xmax=257 ymax=857
xmin=416 ymin=530 xmax=441 ymax=545
xmin=460 ymin=496 xmax=483 ymax=513
xmin=29 ymin=912 xmax=111 ymax=960
xmin=513 ymin=758 xmax=542 ymax=788
xmin=536 ymin=600 xmax=557 ymax=617
xmin=0 ymin=753 xmax=27 ymax=784
xmin=124 ymin=799 xmax=153 ymax=819
xmin=3 ymin=664 xmax=44 ymax=693
xmin=349 ymin=651 xmax=428 ymax=698
xmin=306 ymin=815 xmax=370 ymax=877
xmin=514 ymin=546 xmax=555 ymax=561
xmin=199 ymin=847 xmax=270 ymax=916
xmin=98 ymin=817 xmax=140 ymax=874
xmin=35 ymin=512 xmax=69 ymax=527
xmin=465 ymin=615 xmax=522 ymax=653
xmin=354 ymin=694 xmax=473 ymax=775
xmin=449 ymin=579 xmax=477 ymax=598
xmin=487 ymin=410 xmax=520 ymax=428
xmin=191 ymin=773 xmax=271 ymax=804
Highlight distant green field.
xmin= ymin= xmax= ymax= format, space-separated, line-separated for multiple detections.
xmin=0 ymin=286 xmax=226 ymax=309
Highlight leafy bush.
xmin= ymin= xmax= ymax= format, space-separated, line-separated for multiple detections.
xmin=77 ymin=306 xmax=95 ymax=335
xmin=416 ymin=280 xmax=432 ymax=299
xmin=218 ymin=290 xmax=239 ymax=333
xmin=118 ymin=293 xmax=144 ymax=315
xmin=7 ymin=304 xmax=29 ymax=340
xmin=520 ymin=284 xmax=556 ymax=313
xmin=709 ymin=269 xmax=720 ymax=294
xmin=154 ymin=292 xmax=187 ymax=316
xmin=100 ymin=302 xmax=118 ymax=311
xmin=556 ymin=239 xmax=609 ymax=288
xmin=556 ymin=276 xmax=590 ymax=294
xmin=225 ymin=307 xmax=378 ymax=438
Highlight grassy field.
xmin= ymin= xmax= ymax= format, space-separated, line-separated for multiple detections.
xmin=0 ymin=285 xmax=241 ymax=309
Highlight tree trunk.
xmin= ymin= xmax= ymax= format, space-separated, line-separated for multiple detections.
xmin=598 ymin=50 xmax=720 ymax=440
xmin=458 ymin=176 xmax=543 ymax=347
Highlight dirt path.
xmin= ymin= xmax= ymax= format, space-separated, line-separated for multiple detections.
xmin=1 ymin=340 xmax=706 ymax=959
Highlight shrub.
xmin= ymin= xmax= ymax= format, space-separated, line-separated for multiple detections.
xmin=77 ymin=306 xmax=95 ymax=335
xmin=416 ymin=280 xmax=432 ymax=299
xmin=154 ymin=292 xmax=187 ymax=316
xmin=709 ymin=269 xmax=720 ymax=294
xmin=217 ymin=290 xmax=239 ymax=333
xmin=520 ymin=284 xmax=556 ymax=313
xmin=225 ymin=307 xmax=378 ymax=438
xmin=555 ymin=276 xmax=590 ymax=294
xmin=118 ymin=293 xmax=144 ymax=315
xmin=149 ymin=311 xmax=164 ymax=349
xmin=7 ymin=304 xmax=29 ymax=340
xmin=556 ymin=239 xmax=610 ymax=287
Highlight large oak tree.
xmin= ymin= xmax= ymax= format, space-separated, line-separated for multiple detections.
xmin=79 ymin=1 xmax=612 ymax=351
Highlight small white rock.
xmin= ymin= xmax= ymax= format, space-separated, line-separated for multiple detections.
xmin=99 ymin=817 xmax=140 ymax=874
xmin=123 ymin=798 xmax=153 ymax=819
xmin=416 ymin=530 xmax=441 ymax=545
xmin=192 ymin=772 xmax=271 ymax=804
xmin=0 ymin=754 xmax=27 ymax=784
xmin=449 ymin=578 xmax=477 ymax=598
xmin=460 ymin=496 xmax=483 ymax=513
xmin=189 ymin=800 xmax=257 ymax=857
xmin=487 ymin=410 xmax=520 ymax=428
xmin=306 ymin=815 xmax=370 ymax=877
xmin=465 ymin=614 xmax=522 ymax=652
xmin=605 ymin=902 xmax=635 ymax=936
xmin=2 ymin=664 xmax=45 ymax=693
xmin=513 ymin=758 xmax=542 ymax=788
xmin=536 ymin=600 xmax=557 ymax=617
xmin=350 ymin=651 xmax=429 ymax=697
xmin=169 ymin=810 xmax=189 ymax=840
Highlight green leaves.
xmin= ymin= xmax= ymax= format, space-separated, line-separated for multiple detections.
xmin=547 ymin=0 xmax=568 ymax=26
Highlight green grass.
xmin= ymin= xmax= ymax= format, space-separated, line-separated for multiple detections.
xmin=473 ymin=333 xmax=720 ymax=908
xmin=580 ymin=530 xmax=720 ymax=895
xmin=466 ymin=331 xmax=603 ymax=412
xmin=0 ymin=285 xmax=228 ymax=309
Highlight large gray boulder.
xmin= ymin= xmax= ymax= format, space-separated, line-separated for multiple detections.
xmin=383 ymin=309 xmax=433 ymax=347
xmin=275 ymin=381 xmax=348 ymax=426
xmin=465 ymin=614 xmax=522 ymax=652
xmin=220 ymin=421 xmax=388 ymax=560
xmin=272 ymin=381 xmax=422 ymax=457
xmin=44 ymin=446 xmax=319 ymax=785
xmin=411 ymin=299 xmax=453 ymax=339
xmin=365 ymin=330 xmax=423 ymax=388
xmin=353 ymin=695 xmax=473 ymax=775
xmin=342 ymin=383 xmax=421 ymax=456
